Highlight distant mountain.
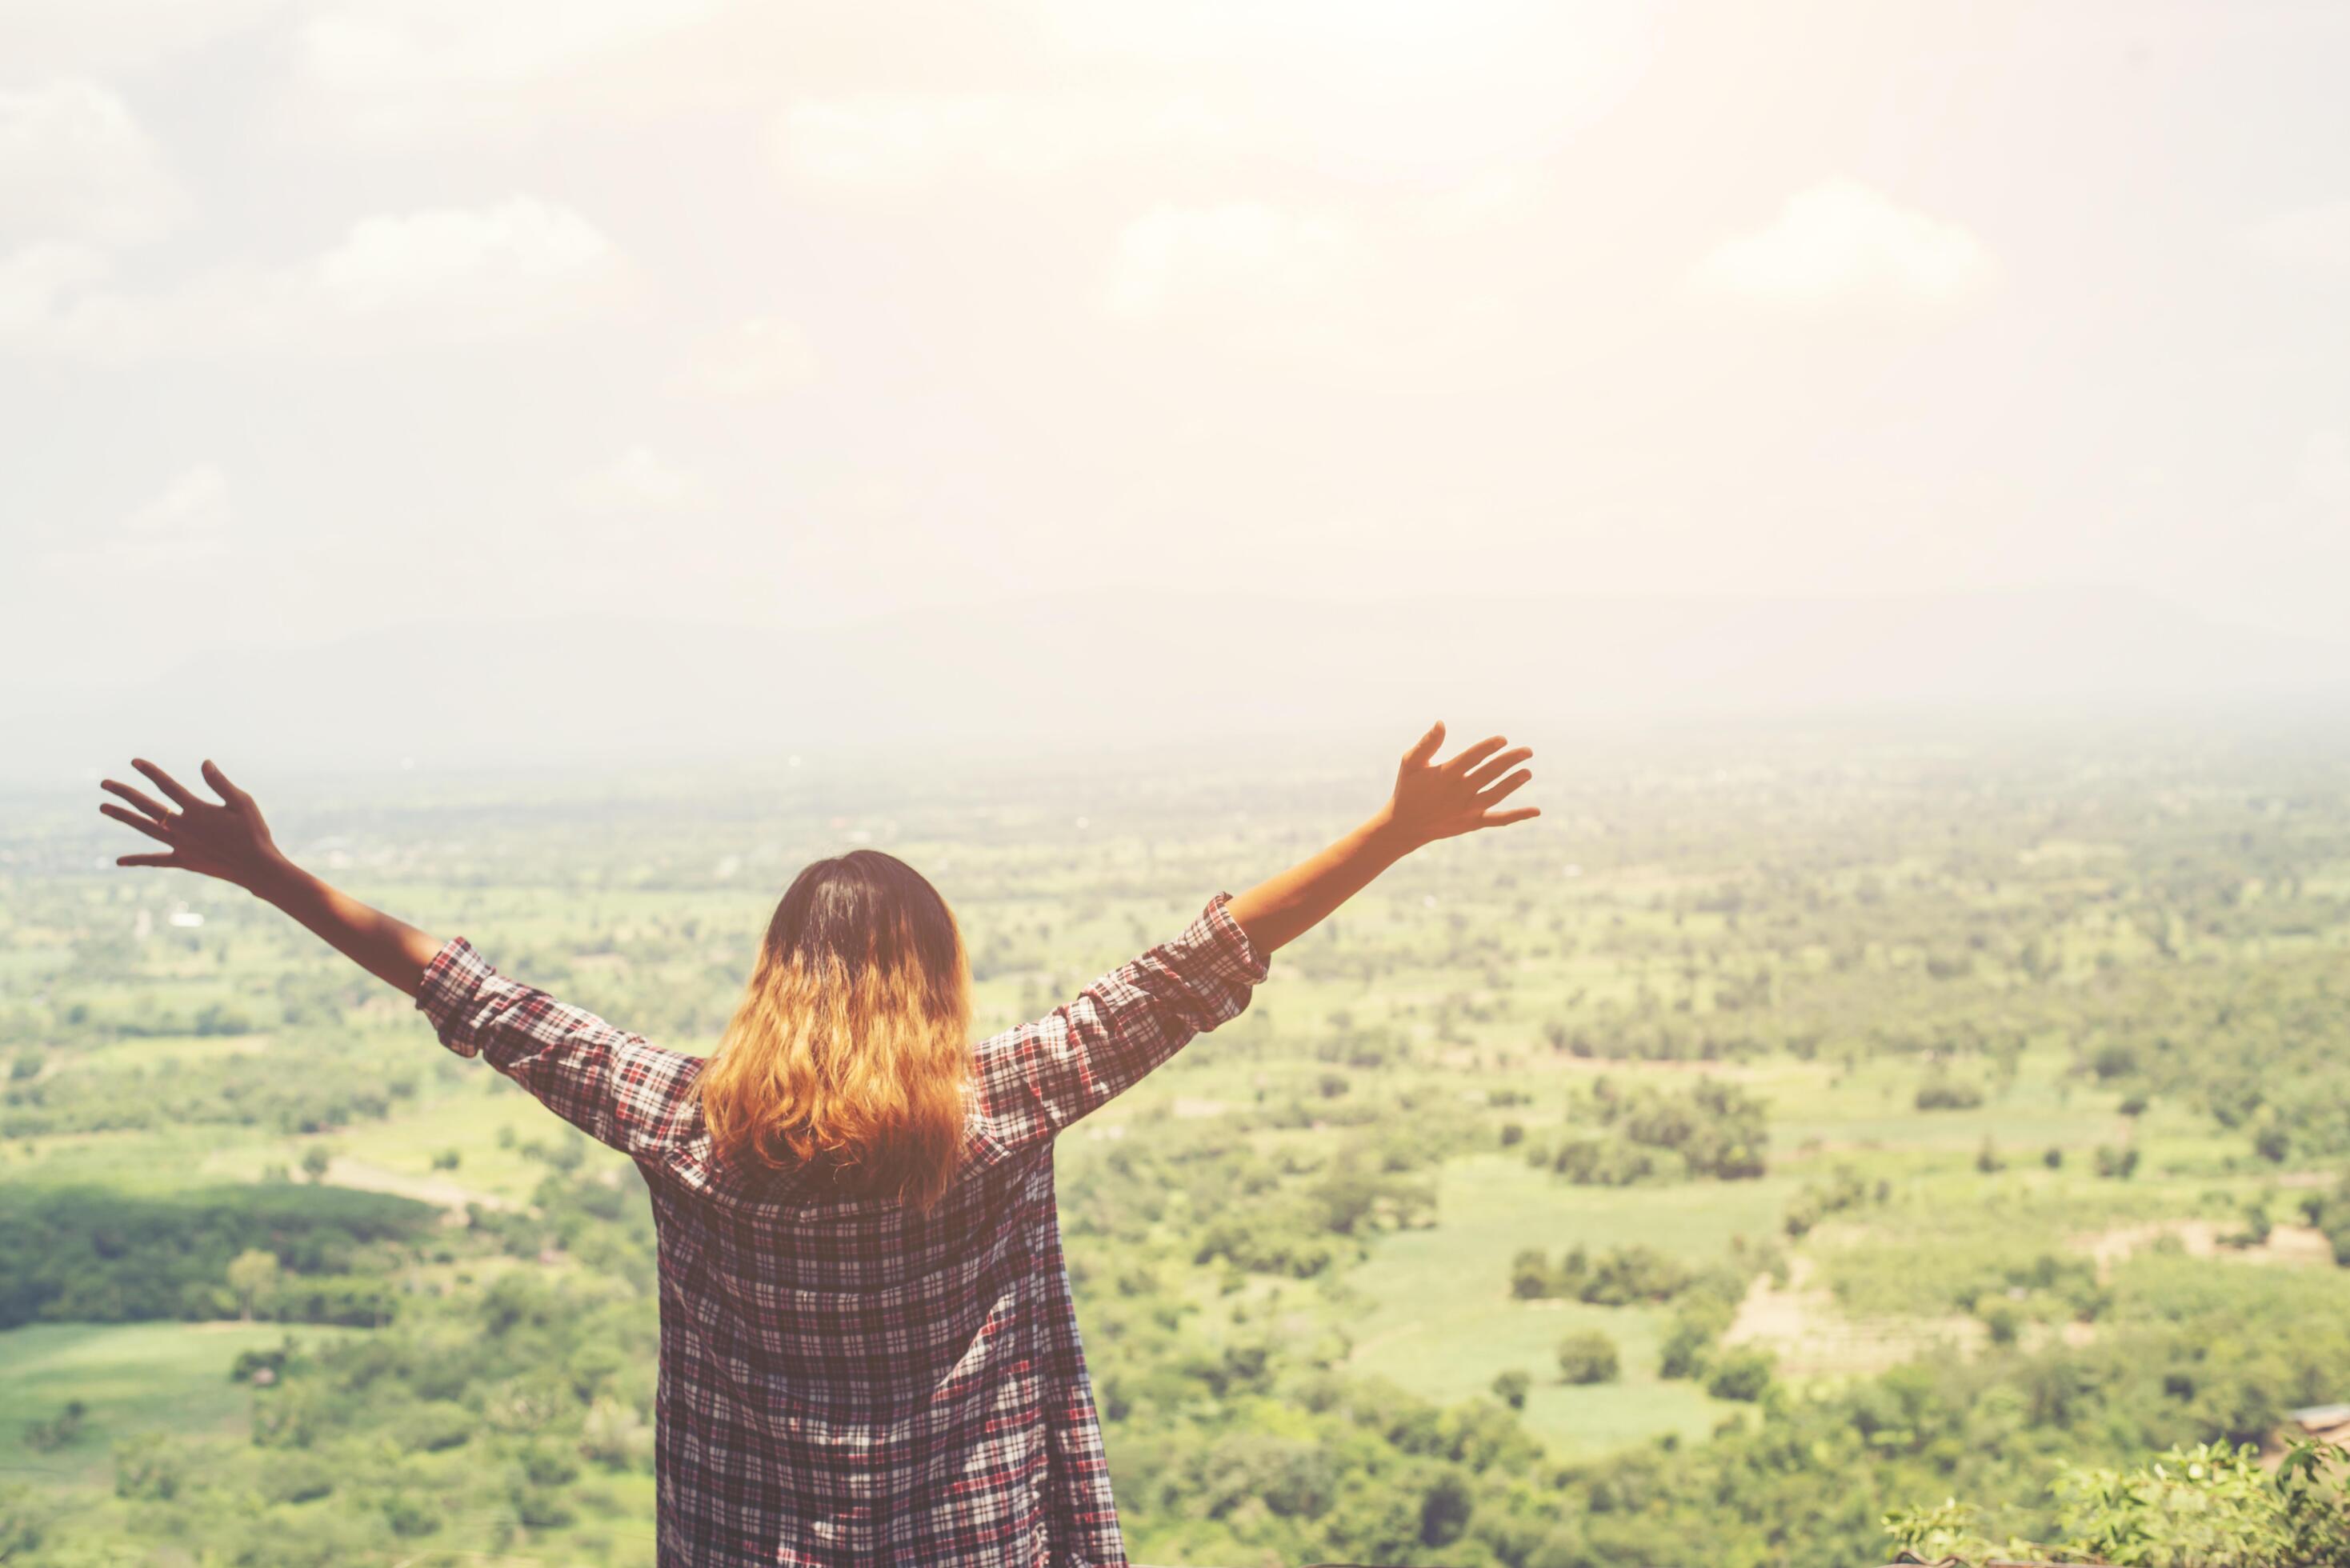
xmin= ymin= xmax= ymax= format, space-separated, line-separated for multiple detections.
xmin=7 ymin=586 xmax=2348 ymax=783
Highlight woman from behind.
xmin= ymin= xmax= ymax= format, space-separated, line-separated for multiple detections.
xmin=99 ymin=722 xmax=1537 ymax=1566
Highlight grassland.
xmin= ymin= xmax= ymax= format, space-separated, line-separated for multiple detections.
xmin=0 ymin=1321 xmax=360 ymax=1485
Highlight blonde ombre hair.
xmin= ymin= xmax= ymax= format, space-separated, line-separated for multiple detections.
xmin=700 ymin=850 xmax=973 ymax=1209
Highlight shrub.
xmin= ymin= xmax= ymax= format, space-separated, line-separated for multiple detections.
xmin=1556 ymin=1330 xmax=1621 ymax=1385
xmin=22 ymin=1401 xmax=85 ymax=1454
xmin=1981 ymin=1301 xmax=2023 ymax=1345
xmin=112 ymin=1434 xmax=185 ymax=1502
xmin=1511 ymin=1245 xmax=1693 ymax=1305
xmin=260 ymin=1454 xmax=335 ymax=1505
xmin=383 ymin=1494 xmax=441 ymax=1538
xmin=1916 ymin=1075 xmax=1984 ymax=1111
xmin=1704 ymin=1348 xmax=1774 ymax=1402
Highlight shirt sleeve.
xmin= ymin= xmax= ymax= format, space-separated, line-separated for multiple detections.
xmin=414 ymin=938 xmax=705 ymax=1162
xmin=968 ymin=892 xmax=1269 ymax=1157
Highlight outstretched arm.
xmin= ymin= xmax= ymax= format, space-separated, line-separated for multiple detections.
xmin=103 ymin=758 xmax=699 ymax=1158
xmin=969 ymin=722 xmax=1539 ymax=1153
xmin=1226 ymin=720 xmax=1538 ymax=954
xmin=101 ymin=758 xmax=441 ymax=997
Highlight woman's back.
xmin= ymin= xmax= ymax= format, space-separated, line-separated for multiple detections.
xmin=650 ymin=1142 xmax=1078 ymax=1564
xmin=414 ymin=894 xmax=1270 ymax=1566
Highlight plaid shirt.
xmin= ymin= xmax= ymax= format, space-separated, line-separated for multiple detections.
xmin=416 ymin=893 xmax=1267 ymax=1567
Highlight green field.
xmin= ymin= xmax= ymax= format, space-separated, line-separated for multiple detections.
xmin=1339 ymin=1154 xmax=1788 ymax=1451
xmin=0 ymin=1321 xmax=360 ymax=1486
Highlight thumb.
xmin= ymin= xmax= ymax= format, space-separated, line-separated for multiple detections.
xmin=1403 ymin=720 xmax=1446 ymax=768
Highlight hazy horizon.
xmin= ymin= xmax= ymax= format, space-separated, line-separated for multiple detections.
xmin=7 ymin=578 xmax=2350 ymax=789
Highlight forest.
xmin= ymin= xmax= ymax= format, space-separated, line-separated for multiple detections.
xmin=3 ymin=715 xmax=2349 ymax=1566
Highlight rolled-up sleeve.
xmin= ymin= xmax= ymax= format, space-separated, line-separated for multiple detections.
xmin=415 ymin=938 xmax=703 ymax=1161
xmin=970 ymin=892 xmax=1269 ymax=1156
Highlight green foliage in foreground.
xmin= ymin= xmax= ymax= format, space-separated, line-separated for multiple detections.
xmin=1888 ymin=1439 xmax=2350 ymax=1568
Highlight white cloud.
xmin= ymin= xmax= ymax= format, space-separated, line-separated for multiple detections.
xmin=1690 ymin=177 xmax=1991 ymax=306
xmin=46 ymin=463 xmax=234 ymax=574
xmin=312 ymin=198 xmax=617 ymax=318
xmin=124 ymin=463 xmax=234 ymax=548
xmin=0 ymin=241 xmax=109 ymax=332
xmin=2302 ymin=432 xmax=2350 ymax=510
xmin=669 ymin=315 xmax=819 ymax=400
xmin=569 ymin=446 xmax=704 ymax=514
xmin=1040 ymin=0 xmax=1650 ymax=183
xmin=1422 ymin=168 xmax=1541 ymax=235
xmin=2246 ymin=201 xmax=2350 ymax=269
xmin=0 ymin=80 xmax=185 ymax=245
xmin=1099 ymin=202 xmax=1357 ymax=321
xmin=0 ymin=0 xmax=282 ymax=78
xmin=1090 ymin=186 xmax=1535 ymax=376
xmin=776 ymin=91 xmax=1229 ymax=188
xmin=296 ymin=0 xmax=734 ymax=142
xmin=2 ymin=196 xmax=626 ymax=356
xmin=1045 ymin=0 xmax=1568 ymax=64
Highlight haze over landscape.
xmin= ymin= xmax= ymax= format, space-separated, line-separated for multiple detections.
xmin=7 ymin=585 xmax=2350 ymax=782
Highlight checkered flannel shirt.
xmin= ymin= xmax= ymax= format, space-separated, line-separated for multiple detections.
xmin=415 ymin=892 xmax=1268 ymax=1567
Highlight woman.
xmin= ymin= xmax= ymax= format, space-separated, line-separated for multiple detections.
xmin=99 ymin=723 xmax=1536 ymax=1567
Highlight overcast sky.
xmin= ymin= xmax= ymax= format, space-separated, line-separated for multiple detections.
xmin=4 ymin=0 xmax=2348 ymax=698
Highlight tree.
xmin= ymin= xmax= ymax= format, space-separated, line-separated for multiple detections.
xmin=300 ymin=1145 xmax=333 ymax=1183
xmin=581 ymin=1398 xmax=654 ymax=1470
xmin=1491 ymin=1370 xmax=1531 ymax=1410
xmin=1556 ymin=1330 xmax=1621 ymax=1385
xmin=22 ymin=1402 xmax=86 ymax=1454
xmin=1420 ymin=1470 xmax=1475 ymax=1549
xmin=0 ymin=1483 xmax=58 ymax=1564
xmin=1704 ymin=1348 xmax=1774 ymax=1402
xmin=1981 ymin=1302 xmax=2022 ymax=1346
xmin=226 ymin=1249 xmax=280 ymax=1322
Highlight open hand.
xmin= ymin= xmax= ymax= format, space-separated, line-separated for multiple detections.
xmin=1383 ymin=722 xmax=1539 ymax=846
xmin=100 ymin=759 xmax=288 ymax=890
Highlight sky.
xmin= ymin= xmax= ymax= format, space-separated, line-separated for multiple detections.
xmin=3 ymin=0 xmax=2348 ymax=711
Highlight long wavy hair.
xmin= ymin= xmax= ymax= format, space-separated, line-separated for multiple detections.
xmin=699 ymin=850 xmax=972 ymax=1209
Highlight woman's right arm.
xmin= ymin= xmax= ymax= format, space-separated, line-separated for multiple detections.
xmin=102 ymin=758 xmax=443 ymax=995
xmin=102 ymin=758 xmax=699 ymax=1159
xmin=970 ymin=722 xmax=1538 ymax=1150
